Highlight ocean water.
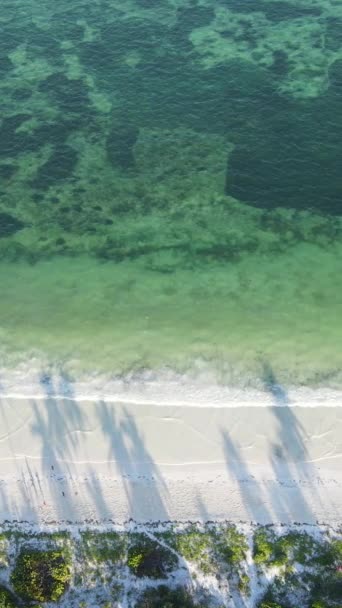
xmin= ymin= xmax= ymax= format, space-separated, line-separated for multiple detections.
xmin=0 ymin=0 xmax=342 ymax=388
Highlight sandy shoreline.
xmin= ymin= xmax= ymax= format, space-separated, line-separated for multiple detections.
xmin=0 ymin=395 xmax=341 ymax=525
xmin=1 ymin=365 xmax=342 ymax=406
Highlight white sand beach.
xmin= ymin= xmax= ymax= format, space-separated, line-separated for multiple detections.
xmin=0 ymin=390 xmax=341 ymax=525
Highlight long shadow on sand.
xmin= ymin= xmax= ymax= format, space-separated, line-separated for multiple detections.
xmin=0 ymin=371 xmax=84 ymax=521
xmin=222 ymin=362 xmax=323 ymax=525
xmin=28 ymin=371 xmax=86 ymax=521
xmin=92 ymin=401 xmax=169 ymax=522
xmin=263 ymin=361 xmax=325 ymax=523
xmin=0 ymin=377 xmax=170 ymax=524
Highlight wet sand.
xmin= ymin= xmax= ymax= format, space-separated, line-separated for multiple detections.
xmin=0 ymin=397 xmax=341 ymax=524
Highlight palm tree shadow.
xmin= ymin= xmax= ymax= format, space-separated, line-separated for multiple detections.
xmin=28 ymin=371 xmax=86 ymax=521
xmin=220 ymin=361 xmax=323 ymax=526
xmin=221 ymin=430 xmax=272 ymax=525
xmin=262 ymin=361 xmax=290 ymax=405
xmin=262 ymin=362 xmax=322 ymax=523
xmin=90 ymin=401 xmax=170 ymax=522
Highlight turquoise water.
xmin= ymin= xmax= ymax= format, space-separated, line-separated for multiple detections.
xmin=0 ymin=0 xmax=342 ymax=386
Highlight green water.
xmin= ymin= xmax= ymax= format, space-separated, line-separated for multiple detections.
xmin=1 ymin=0 xmax=342 ymax=386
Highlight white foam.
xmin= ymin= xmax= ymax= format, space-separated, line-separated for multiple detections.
xmin=0 ymin=362 xmax=342 ymax=406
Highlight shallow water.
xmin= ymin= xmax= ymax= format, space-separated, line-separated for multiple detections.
xmin=0 ymin=0 xmax=342 ymax=387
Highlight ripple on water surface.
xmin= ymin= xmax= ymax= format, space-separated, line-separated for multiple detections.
xmin=0 ymin=0 xmax=342 ymax=388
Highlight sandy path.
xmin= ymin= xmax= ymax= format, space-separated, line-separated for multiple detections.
xmin=0 ymin=397 xmax=341 ymax=524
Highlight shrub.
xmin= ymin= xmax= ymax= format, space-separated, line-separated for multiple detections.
xmin=257 ymin=587 xmax=291 ymax=608
xmin=311 ymin=570 xmax=342 ymax=605
xmin=314 ymin=539 xmax=342 ymax=568
xmin=238 ymin=573 xmax=250 ymax=595
xmin=253 ymin=529 xmax=275 ymax=565
xmin=173 ymin=527 xmax=213 ymax=573
xmin=11 ymin=549 xmax=71 ymax=601
xmin=259 ymin=603 xmax=286 ymax=608
xmin=81 ymin=531 xmax=126 ymax=563
xmin=169 ymin=524 xmax=248 ymax=574
xmin=0 ymin=586 xmax=17 ymax=608
xmin=253 ymin=529 xmax=316 ymax=567
xmin=128 ymin=534 xmax=178 ymax=578
xmin=136 ymin=586 xmax=200 ymax=608
xmin=214 ymin=525 xmax=248 ymax=567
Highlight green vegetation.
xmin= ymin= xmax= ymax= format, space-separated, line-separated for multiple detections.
xmin=0 ymin=535 xmax=8 ymax=568
xmin=310 ymin=570 xmax=342 ymax=607
xmin=212 ymin=525 xmax=248 ymax=568
xmin=170 ymin=525 xmax=213 ymax=574
xmin=258 ymin=602 xmax=288 ymax=608
xmin=258 ymin=583 xmax=304 ymax=608
xmin=127 ymin=533 xmax=178 ymax=578
xmin=301 ymin=537 xmax=342 ymax=607
xmin=258 ymin=603 xmax=286 ymax=608
xmin=0 ymin=525 xmax=339 ymax=607
xmin=136 ymin=586 xmax=201 ymax=608
xmin=256 ymin=532 xmax=342 ymax=608
xmin=161 ymin=524 xmax=248 ymax=574
xmin=311 ymin=602 xmax=339 ymax=608
xmin=238 ymin=573 xmax=250 ymax=595
xmin=1 ymin=530 xmax=70 ymax=546
xmin=38 ymin=531 xmax=71 ymax=544
xmin=313 ymin=539 xmax=342 ymax=568
xmin=253 ymin=528 xmax=317 ymax=567
xmin=11 ymin=549 xmax=71 ymax=602
xmin=81 ymin=531 xmax=126 ymax=563
xmin=0 ymin=587 xmax=17 ymax=608
xmin=253 ymin=529 xmax=274 ymax=565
